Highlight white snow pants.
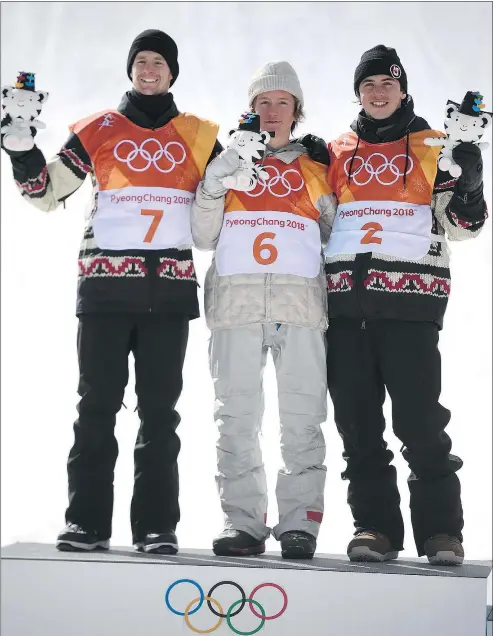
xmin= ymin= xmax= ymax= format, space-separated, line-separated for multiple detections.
xmin=209 ymin=323 xmax=327 ymax=540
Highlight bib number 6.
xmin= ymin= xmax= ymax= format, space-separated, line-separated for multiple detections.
xmin=253 ymin=232 xmax=278 ymax=265
xmin=361 ymin=222 xmax=383 ymax=245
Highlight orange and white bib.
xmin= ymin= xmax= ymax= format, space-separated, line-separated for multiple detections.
xmin=215 ymin=156 xmax=331 ymax=277
xmin=71 ymin=111 xmax=218 ymax=250
xmin=325 ymin=130 xmax=442 ymax=259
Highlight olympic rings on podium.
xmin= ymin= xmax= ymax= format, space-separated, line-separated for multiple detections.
xmin=185 ymin=596 xmax=224 ymax=634
xmin=207 ymin=581 xmax=246 ymax=617
xmin=165 ymin=578 xmax=288 ymax=634
xmin=249 ymin=583 xmax=288 ymax=620
xmin=227 ymin=598 xmax=265 ymax=635
xmin=166 ymin=578 xmax=204 ymax=615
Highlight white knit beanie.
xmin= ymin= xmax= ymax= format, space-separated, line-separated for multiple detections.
xmin=248 ymin=61 xmax=304 ymax=108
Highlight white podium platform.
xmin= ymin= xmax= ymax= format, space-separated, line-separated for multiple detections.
xmin=1 ymin=542 xmax=491 ymax=636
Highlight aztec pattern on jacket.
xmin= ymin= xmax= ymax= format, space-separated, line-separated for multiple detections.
xmin=8 ymin=91 xmax=221 ymax=317
xmin=191 ymin=143 xmax=335 ymax=331
xmin=325 ymin=98 xmax=488 ymax=328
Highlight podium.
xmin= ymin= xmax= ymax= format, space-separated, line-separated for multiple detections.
xmin=1 ymin=543 xmax=491 ymax=636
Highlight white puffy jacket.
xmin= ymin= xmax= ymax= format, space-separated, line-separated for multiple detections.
xmin=191 ymin=143 xmax=337 ymax=331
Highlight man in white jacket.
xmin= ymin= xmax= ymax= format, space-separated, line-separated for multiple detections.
xmin=191 ymin=61 xmax=336 ymax=559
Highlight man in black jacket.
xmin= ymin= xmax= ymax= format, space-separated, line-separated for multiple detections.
xmin=324 ymin=45 xmax=488 ymax=565
xmin=1 ymin=29 xmax=222 ymax=554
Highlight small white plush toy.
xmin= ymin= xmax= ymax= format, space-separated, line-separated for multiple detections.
xmin=221 ymin=112 xmax=272 ymax=192
xmin=424 ymin=91 xmax=491 ymax=178
xmin=1 ymin=72 xmax=49 ymax=152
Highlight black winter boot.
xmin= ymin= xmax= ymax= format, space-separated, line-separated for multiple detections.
xmin=280 ymin=531 xmax=316 ymax=559
xmin=134 ymin=530 xmax=178 ymax=555
xmin=56 ymin=523 xmax=110 ymax=551
xmin=213 ymin=529 xmax=265 ymax=556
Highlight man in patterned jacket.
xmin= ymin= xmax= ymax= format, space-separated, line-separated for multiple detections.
xmin=324 ymin=45 xmax=488 ymax=565
xmin=1 ymin=29 xmax=221 ymax=554
xmin=191 ymin=61 xmax=334 ymax=559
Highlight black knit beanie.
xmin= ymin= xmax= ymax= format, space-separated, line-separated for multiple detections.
xmin=126 ymin=29 xmax=179 ymax=87
xmin=354 ymin=45 xmax=407 ymax=96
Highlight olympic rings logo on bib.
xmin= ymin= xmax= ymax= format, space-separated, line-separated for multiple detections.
xmin=165 ymin=578 xmax=288 ymax=634
xmin=246 ymin=165 xmax=304 ymax=198
xmin=114 ymin=138 xmax=187 ymax=173
xmin=344 ymin=152 xmax=414 ymax=186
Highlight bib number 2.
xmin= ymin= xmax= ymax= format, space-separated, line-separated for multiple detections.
xmin=253 ymin=232 xmax=278 ymax=265
xmin=141 ymin=209 xmax=163 ymax=243
xmin=361 ymin=222 xmax=382 ymax=245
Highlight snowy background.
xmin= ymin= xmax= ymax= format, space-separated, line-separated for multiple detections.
xmin=1 ymin=1 xmax=492 ymax=569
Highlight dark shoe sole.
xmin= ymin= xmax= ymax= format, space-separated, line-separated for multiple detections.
xmin=134 ymin=542 xmax=178 ymax=555
xmin=348 ymin=546 xmax=399 ymax=563
xmin=56 ymin=540 xmax=110 ymax=552
xmin=145 ymin=544 xmax=178 ymax=555
xmin=427 ymin=551 xmax=463 ymax=566
xmin=213 ymin=542 xmax=265 ymax=557
xmin=281 ymin=547 xmax=315 ymax=560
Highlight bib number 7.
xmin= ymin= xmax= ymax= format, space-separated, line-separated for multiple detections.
xmin=141 ymin=209 xmax=164 ymax=243
xmin=253 ymin=232 xmax=278 ymax=265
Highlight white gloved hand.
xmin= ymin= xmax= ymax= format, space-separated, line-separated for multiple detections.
xmin=218 ymin=125 xmax=271 ymax=192
xmin=222 ymin=164 xmax=269 ymax=192
xmin=202 ymin=147 xmax=240 ymax=197
xmin=222 ymin=169 xmax=256 ymax=192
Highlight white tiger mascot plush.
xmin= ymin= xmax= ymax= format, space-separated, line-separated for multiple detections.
xmin=221 ymin=112 xmax=272 ymax=192
xmin=424 ymin=91 xmax=491 ymax=178
xmin=1 ymin=72 xmax=49 ymax=152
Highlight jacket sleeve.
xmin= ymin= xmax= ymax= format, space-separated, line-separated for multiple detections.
xmin=314 ymin=141 xmax=339 ymax=246
xmin=207 ymin=139 xmax=223 ymax=166
xmin=432 ymin=169 xmax=487 ymax=241
xmin=190 ymin=182 xmax=226 ymax=251
xmin=315 ymin=193 xmax=338 ymax=247
xmin=7 ymin=131 xmax=92 ymax=212
xmin=296 ymin=138 xmax=337 ymax=247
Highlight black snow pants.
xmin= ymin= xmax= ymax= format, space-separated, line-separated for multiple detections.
xmin=326 ymin=318 xmax=463 ymax=555
xmin=65 ymin=312 xmax=189 ymax=543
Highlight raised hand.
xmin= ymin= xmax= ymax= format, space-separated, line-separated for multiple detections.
xmin=1 ymin=72 xmax=49 ymax=153
xmin=220 ymin=113 xmax=271 ymax=192
xmin=203 ymin=148 xmax=241 ymax=196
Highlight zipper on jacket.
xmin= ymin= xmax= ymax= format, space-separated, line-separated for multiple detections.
xmin=265 ymin=273 xmax=271 ymax=322
xmin=354 ymin=253 xmax=364 ymax=319
xmin=146 ymin=252 xmax=158 ymax=312
xmin=354 ymin=253 xmax=371 ymax=327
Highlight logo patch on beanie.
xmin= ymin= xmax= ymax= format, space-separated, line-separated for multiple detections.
xmin=390 ymin=64 xmax=402 ymax=79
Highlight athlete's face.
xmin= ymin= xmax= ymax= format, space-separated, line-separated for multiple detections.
xmin=131 ymin=51 xmax=172 ymax=95
xmin=253 ymin=91 xmax=296 ymax=147
xmin=358 ymin=75 xmax=406 ymax=120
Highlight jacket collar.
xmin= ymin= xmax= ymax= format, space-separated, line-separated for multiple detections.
xmin=265 ymin=141 xmax=306 ymax=165
xmin=117 ymin=90 xmax=179 ymax=129
xmin=350 ymin=95 xmax=428 ymax=143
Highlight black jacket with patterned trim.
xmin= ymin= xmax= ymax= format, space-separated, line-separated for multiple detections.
xmin=4 ymin=91 xmax=222 ymax=317
xmin=323 ymin=96 xmax=487 ymax=328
